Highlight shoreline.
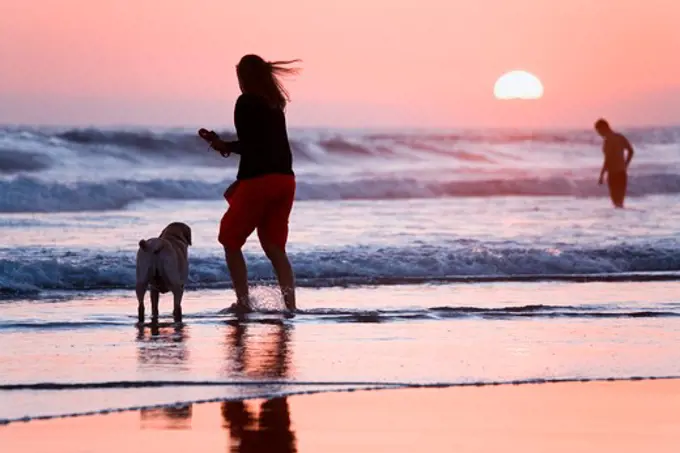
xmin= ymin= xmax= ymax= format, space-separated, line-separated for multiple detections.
xmin=2 ymin=379 xmax=680 ymax=452
xmin=2 ymin=375 xmax=680 ymax=426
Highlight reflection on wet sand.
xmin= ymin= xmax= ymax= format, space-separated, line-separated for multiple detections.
xmin=221 ymin=320 xmax=296 ymax=452
xmin=136 ymin=323 xmax=190 ymax=368
xmin=133 ymin=319 xmax=297 ymax=451
xmin=136 ymin=323 xmax=192 ymax=430
xmin=4 ymin=380 xmax=680 ymax=453
xmin=141 ymin=404 xmax=193 ymax=430
xmin=222 ymin=319 xmax=293 ymax=379
xmin=222 ymin=398 xmax=295 ymax=453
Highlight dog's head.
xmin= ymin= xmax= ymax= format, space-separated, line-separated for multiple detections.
xmin=160 ymin=222 xmax=192 ymax=246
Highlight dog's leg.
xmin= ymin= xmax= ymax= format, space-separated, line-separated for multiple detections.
xmin=150 ymin=289 xmax=160 ymax=322
xmin=136 ymin=282 xmax=147 ymax=324
xmin=171 ymin=285 xmax=184 ymax=323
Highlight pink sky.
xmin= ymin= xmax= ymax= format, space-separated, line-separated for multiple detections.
xmin=1 ymin=0 xmax=678 ymax=129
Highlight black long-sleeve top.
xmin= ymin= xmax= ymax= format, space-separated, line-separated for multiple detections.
xmin=228 ymin=94 xmax=294 ymax=180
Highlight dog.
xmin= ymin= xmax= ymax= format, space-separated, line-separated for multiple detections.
xmin=135 ymin=222 xmax=192 ymax=323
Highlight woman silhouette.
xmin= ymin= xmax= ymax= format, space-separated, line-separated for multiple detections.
xmin=200 ymin=55 xmax=301 ymax=312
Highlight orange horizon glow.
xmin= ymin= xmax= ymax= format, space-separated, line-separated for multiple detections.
xmin=0 ymin=0 xmax=679 ymax=129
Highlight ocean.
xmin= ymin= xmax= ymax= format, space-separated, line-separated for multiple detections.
xmin=1 ymin=125 xmax=679 ymax=424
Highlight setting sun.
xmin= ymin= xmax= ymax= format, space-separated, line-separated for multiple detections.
xmin=494 ymin=71 xmax=544 ymax=100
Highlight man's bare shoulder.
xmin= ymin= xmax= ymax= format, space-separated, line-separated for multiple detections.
xmin=607 ymin=132 xmax=630 ymax=148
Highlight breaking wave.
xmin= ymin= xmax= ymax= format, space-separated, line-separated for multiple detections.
xmin=2 ymin=243 xmax=679 ymax=296
xmin=1 ymin=125 xmax=679 ymax=211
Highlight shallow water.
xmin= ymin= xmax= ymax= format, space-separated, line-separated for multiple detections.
xmin=2 ymin=281 xmax=680 ymax=422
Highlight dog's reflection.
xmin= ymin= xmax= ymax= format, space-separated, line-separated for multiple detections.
xmin=140 ymin=404 xmax=193 ymax=430
xmin=136 ymin=323 xmax=192 ymax=430
xmin=136 ymin=322 xmax=190 ymax=367
xmin=222 ymin=321 xmax=296 ymax=453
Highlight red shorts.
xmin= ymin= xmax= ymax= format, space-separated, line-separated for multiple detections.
xmin=218 ymin=174 xmax=296 ymax=250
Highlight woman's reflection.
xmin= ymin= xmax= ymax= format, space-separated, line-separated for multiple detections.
xmin=221 ymin=320 xmax=296 ymax=453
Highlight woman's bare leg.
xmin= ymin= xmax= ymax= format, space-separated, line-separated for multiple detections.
xmin=262 ymin=245 xmax=296 ymax=311
xmin=224 ymin=247 xmax=251 ymax=311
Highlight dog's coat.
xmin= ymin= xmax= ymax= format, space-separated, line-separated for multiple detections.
xmin=135 ymin=222 xmax=192 ymax=323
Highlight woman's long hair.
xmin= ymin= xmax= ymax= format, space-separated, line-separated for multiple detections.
xmin=237 ymin=54 xmax=301 ymax=110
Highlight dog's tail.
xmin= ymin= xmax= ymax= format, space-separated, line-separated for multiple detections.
xmin=138 ymin=239 xmax=164 ymax=254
